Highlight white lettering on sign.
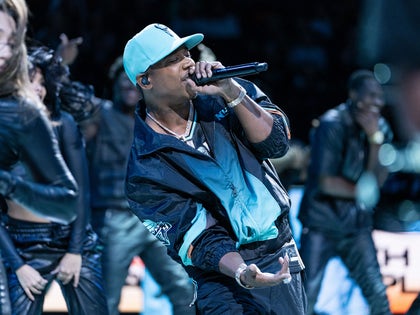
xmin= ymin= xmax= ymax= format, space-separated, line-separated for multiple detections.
xmin=373 ymin=230 xmax=420 ymax=313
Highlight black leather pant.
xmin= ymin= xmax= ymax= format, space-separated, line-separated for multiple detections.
xmin=0 ymin=258 xmax=11 ymax=315
xmin=300 ymin=228 xmax=392 ymax=315
xmin=92 ymin=209 xmax=196 ymax=315
xmin=3 ymin=217 xmax=108 ymax=315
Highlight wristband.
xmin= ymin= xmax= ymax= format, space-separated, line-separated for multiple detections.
xmin=369 ymin=130 xmax=384 ymax=145
xmin=227 ymin=86 xmax=246 ymax=108
xmin=235 ymin=263 xmax=254 ymax=289
xmin=283 ymin=276 xmax=292 ymax=284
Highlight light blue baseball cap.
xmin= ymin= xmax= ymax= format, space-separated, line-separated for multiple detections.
xmin=123 ymin=23 xmax=204 ymax=85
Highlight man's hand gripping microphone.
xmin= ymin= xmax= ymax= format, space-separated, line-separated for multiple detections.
xmin=192 ymin=62 xmax=268 ymax=86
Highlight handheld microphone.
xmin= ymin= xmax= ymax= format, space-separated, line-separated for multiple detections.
xmin=192 ymin=62 xmax=268 ymax=86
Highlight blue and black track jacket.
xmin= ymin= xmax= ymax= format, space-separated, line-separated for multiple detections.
xmin=126 ymin=78 xmax=292 ymax=272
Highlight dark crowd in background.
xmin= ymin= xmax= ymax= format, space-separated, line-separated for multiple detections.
xmin=25 ymin=0 xmax=362 ymax=143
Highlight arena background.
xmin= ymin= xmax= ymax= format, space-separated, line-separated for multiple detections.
xmin=25 ymin=0 xmax=363 ymax=144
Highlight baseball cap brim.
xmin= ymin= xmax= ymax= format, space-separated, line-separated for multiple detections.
xmin=153 ymin=33 xmax=203 ymax=68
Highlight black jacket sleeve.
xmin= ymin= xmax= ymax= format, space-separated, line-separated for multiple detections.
xmin=231 ymin=79 xmax=291 ymax=160
xmin=55 ymin=112 xmax=90 ymax=253
xmin=0 ymin=98 xmax=78 ymax=224
xmin=0 ymin=222 xmax=24 ymax=272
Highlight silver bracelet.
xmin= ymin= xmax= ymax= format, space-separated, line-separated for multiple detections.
xmin=227 ymin=86 xmax=246 ymax=108
xmin=234 ymin=263 xmax=254 ymax=289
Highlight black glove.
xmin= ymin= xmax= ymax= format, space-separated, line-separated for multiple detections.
xmin=59 ymin=80 xmax=99 ymax=123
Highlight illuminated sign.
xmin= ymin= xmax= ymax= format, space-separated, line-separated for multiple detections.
xmin=373 ymin=230 xmax=420 ymax=314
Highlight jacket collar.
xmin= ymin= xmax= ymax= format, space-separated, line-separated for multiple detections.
xmin=133 ymin=95 xmax=225 ymax=156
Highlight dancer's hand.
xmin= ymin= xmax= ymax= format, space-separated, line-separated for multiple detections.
xmin=16 ymin=264 xmax=48 ymax=301
xmin=52 ymin=253 xmax=82 ymax=287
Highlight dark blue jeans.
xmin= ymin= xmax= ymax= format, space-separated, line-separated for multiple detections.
xmin=3 ymin=216 xmax=108 ymax=315
xmin=192 ymin=238 xmax=307 ymax=315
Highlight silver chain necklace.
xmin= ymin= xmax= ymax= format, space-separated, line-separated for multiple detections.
xmin=146 ymin=102 xmax=194 ymax=141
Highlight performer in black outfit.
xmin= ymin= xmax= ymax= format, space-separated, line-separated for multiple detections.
xmin=298 ymin=69 xmax=393 ymax=315
xmin=1 ymin=1 xmax=78 ymax=314
xmin=1 ymin=45 xmax=108 ymax=314
xmin=0 ymin=0 xmax=78 ymax=225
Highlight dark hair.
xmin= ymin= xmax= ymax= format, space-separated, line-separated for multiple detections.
xmin=27 ymin=45 xmax=70 ymax=117
xmin=59 ymin=80 xmax=100 ymax=123
xmin=347 ymin=69 xmax=375 ymax=92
